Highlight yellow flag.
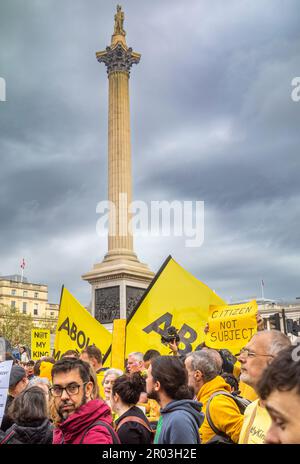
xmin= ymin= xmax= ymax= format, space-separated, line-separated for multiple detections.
xmin=126 ymin=256 xmax=225 ymax=356
xmin=53 ymin=287 xmax=112 ymax=365
xmin=205 ymin=300 xmax=258 ymax=354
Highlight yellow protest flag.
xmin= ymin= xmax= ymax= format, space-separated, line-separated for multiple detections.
xmin=125 ymin=256 xmax=225 ymax=357
xmin=205 ymin=300 xmax=258 ymax=354
xmin=31 ymin=329 xmax=51 ymax=361
xmin=53 ymin=287 xmax=112 ymax=365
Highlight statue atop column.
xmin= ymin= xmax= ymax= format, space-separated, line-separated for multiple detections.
xmin=114 ymin=5 xmax=125 ymax=36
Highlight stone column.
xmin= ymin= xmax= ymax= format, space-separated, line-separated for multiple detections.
xmin=96 ymin=32 xmax=141 ymax=262
xmin=82 ymin=7 xmax=154 ymax=326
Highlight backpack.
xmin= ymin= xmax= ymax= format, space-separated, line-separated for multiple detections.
xmin=60 ymin=420 xmax=120 ymax=444
xmin=115 ymin=415 xmax=155 ymax=443
xmin=0 ymin=425 xmax=23 ymax=445
xmin=79 ymin=420 xmax=120 ymax=444
xmin=205 ymin=391 xmax=251 ymax=445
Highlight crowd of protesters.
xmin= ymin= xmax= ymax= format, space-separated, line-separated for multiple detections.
xmin=1 ymin=321 xmax=300 ymax=445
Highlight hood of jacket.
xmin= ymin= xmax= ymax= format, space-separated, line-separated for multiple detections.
xmin=197 ymin=375 xmax=231 ymax=407
xmin=9 ymin=419 xmax=53 ymax=444
xmin=160 ymin=399 xmax=203 ymax=428
xmin=54 ymin=399 xmax=112 ymax=443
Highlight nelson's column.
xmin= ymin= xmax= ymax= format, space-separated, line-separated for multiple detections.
xmin=82 ymin=6 xmax=154 ymax=329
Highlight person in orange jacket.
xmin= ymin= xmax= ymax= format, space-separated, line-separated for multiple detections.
xmin=185 ymin=349 xmax=244 ymax=443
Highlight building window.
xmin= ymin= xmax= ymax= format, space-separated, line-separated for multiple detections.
xmin=34 ymin=292 xmax=39 ymax=298
xmin=11 ymin=301 xmax=16 ymax=309
xmin=23 ymin=291 xmax=27 ymax=297
xmin=22 ymin=302 xmax=27 ymax=314
xmin=34 ymin=303 xmax=38 ymax=316
xmin=50 ymin=312 xmax=54 ymax=317
xmin=11 ymin=289 xmax=16 ymax=296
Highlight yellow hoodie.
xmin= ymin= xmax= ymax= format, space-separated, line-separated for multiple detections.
xmin=197 ymin=375 xmax=244 ymax=444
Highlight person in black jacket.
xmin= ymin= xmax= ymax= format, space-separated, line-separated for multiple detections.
xmin=1 ymin=365 xmax=29 ymax=432
xmin=2 ymin=386 xmax=53 ymax=444
xmin=112 ymin=373 xmax=153 ymax=444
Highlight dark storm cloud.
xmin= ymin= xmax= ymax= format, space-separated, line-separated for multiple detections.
xmin=0 ymin=0 xmax=299 ymax=303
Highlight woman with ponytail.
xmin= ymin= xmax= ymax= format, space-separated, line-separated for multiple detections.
xmin=111 ymin=373 xmax=153 ymax=444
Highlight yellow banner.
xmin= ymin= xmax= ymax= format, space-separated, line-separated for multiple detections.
xmin=126 ymin=256 xmax=225 ymax=357
xmin=205 ymin=300 xmax=258 ymax=354
xmin=31 ymin=328 xmax=51 ymax=360
xmin=53 ymin=288 xmax=112 ymax=365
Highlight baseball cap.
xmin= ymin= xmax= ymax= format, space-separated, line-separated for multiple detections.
xmin=9 ymin=365 xmax=26 ymax=388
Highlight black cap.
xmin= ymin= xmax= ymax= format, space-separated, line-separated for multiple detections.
xmin=9 ymin=365 xmax=26 ymax=388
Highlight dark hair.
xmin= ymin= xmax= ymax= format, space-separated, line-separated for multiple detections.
xmin=81 ymin=345 xmax=102 ymax=364
xmin=112 ymin=372 xmax=146 ymax=405
xmin=52 ymin=358 xmax=91 ymax=384
xmin=8 ymin=386 xmax=48 ymax=425
xmin=143 ymin=349 xmax=160 ymax=363
xmin=257 ymin=345 xmax=300 ymax=400
xmin=219 ymin=349 xmax=236 ymax=374
xmin=61 ymin=350 xmax=79 ymax=359
xmin=34 ymin=359 xmax=42 ymax=376
xmin=26 ymin=360 xmax=35 ymax=367
xmin=34 ymin=357 xmax=54 ymax=376
xmin=42 ymin=356 xmax=55 ymax=364
xmin=221 ymin=372 xmax=239 ymax=392
xmin=151 ymin=356 xmax=194 ymax=400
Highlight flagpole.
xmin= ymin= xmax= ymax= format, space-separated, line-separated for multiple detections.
xmin=261 ymin=280 xmax=264 ymax=301
xmin=20 ymin=258 xmax=25 ymax=284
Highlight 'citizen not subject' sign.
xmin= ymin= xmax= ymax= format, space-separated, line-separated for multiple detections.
xmin=205 ymin=300 xmax=258 ymax=355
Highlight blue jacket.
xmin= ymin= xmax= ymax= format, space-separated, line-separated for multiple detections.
xmin=154 ymin=399 xmax=203 ymax=444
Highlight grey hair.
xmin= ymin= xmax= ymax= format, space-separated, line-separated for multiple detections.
xmin=254 ymin=330 xmax=291 ymax=356
xmin=186 ymin=350 xmax=220 ymax=382
xmin=102 ymin=368 xmax=123 ymax=384
xmin=29 ymin=377 xmax=50 ymax=387
xmin=128 ymin=352 xmax=144 ymax=363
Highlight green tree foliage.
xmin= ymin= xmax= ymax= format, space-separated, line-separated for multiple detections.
xmin=0 ymin=304 xmax=34 ymax=346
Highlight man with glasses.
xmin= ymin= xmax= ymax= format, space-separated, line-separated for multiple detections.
xmin=238 ymin=330 xmax=290 ymax=444
xmin=51 ymin=358 xmax=118 ymax=444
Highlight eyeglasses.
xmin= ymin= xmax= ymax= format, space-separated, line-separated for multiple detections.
xmin=49 ymin=382 xmax=88 ymax=397
xmin=238 ymin=347 xmax=274 ymax=359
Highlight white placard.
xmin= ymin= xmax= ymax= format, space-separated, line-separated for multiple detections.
xmin=0 ymin=360 xmax=13 ymax=427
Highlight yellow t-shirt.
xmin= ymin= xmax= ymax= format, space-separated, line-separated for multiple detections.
xmin=238 ymin=399 xmax=271 ymax=444
xmin=239 ymin=381 xmax=258 ymax=402
xmin=96 ymin=370 xmax=105 ymax=399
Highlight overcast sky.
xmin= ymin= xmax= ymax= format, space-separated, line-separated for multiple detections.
xmin=0 ymin=0 xmax=299 ymax=305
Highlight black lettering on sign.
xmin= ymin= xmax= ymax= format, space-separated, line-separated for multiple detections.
xmin=143 ymin=312 xmax=173 ymax=336
xmin=77 ymin=331 xmax=86 ymax=349
xmin=33 ymin=351 xmax=49 ymax=358
xmin=178 ymin=324 xmax=198 ymax=355
xmin=35 ymin=342 xmax=46 ymax=349
xmin=34 ymin=331 xmax=47 ymax=338
xmin=53 ymin=349 xmax=61 ymax=360
xmin=70 ymin=323 xmax=77 ymax=341
xmin=59 ymin=317 xmax=70 ymax=334
xmin=57 ymin=317 xmax=91 ymax=351
xmin=143 ymin=313 xmax=199 ymax=355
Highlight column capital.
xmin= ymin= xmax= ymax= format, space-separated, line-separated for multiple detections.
xmin=96 ymin=43 xmax=141 ymax=76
